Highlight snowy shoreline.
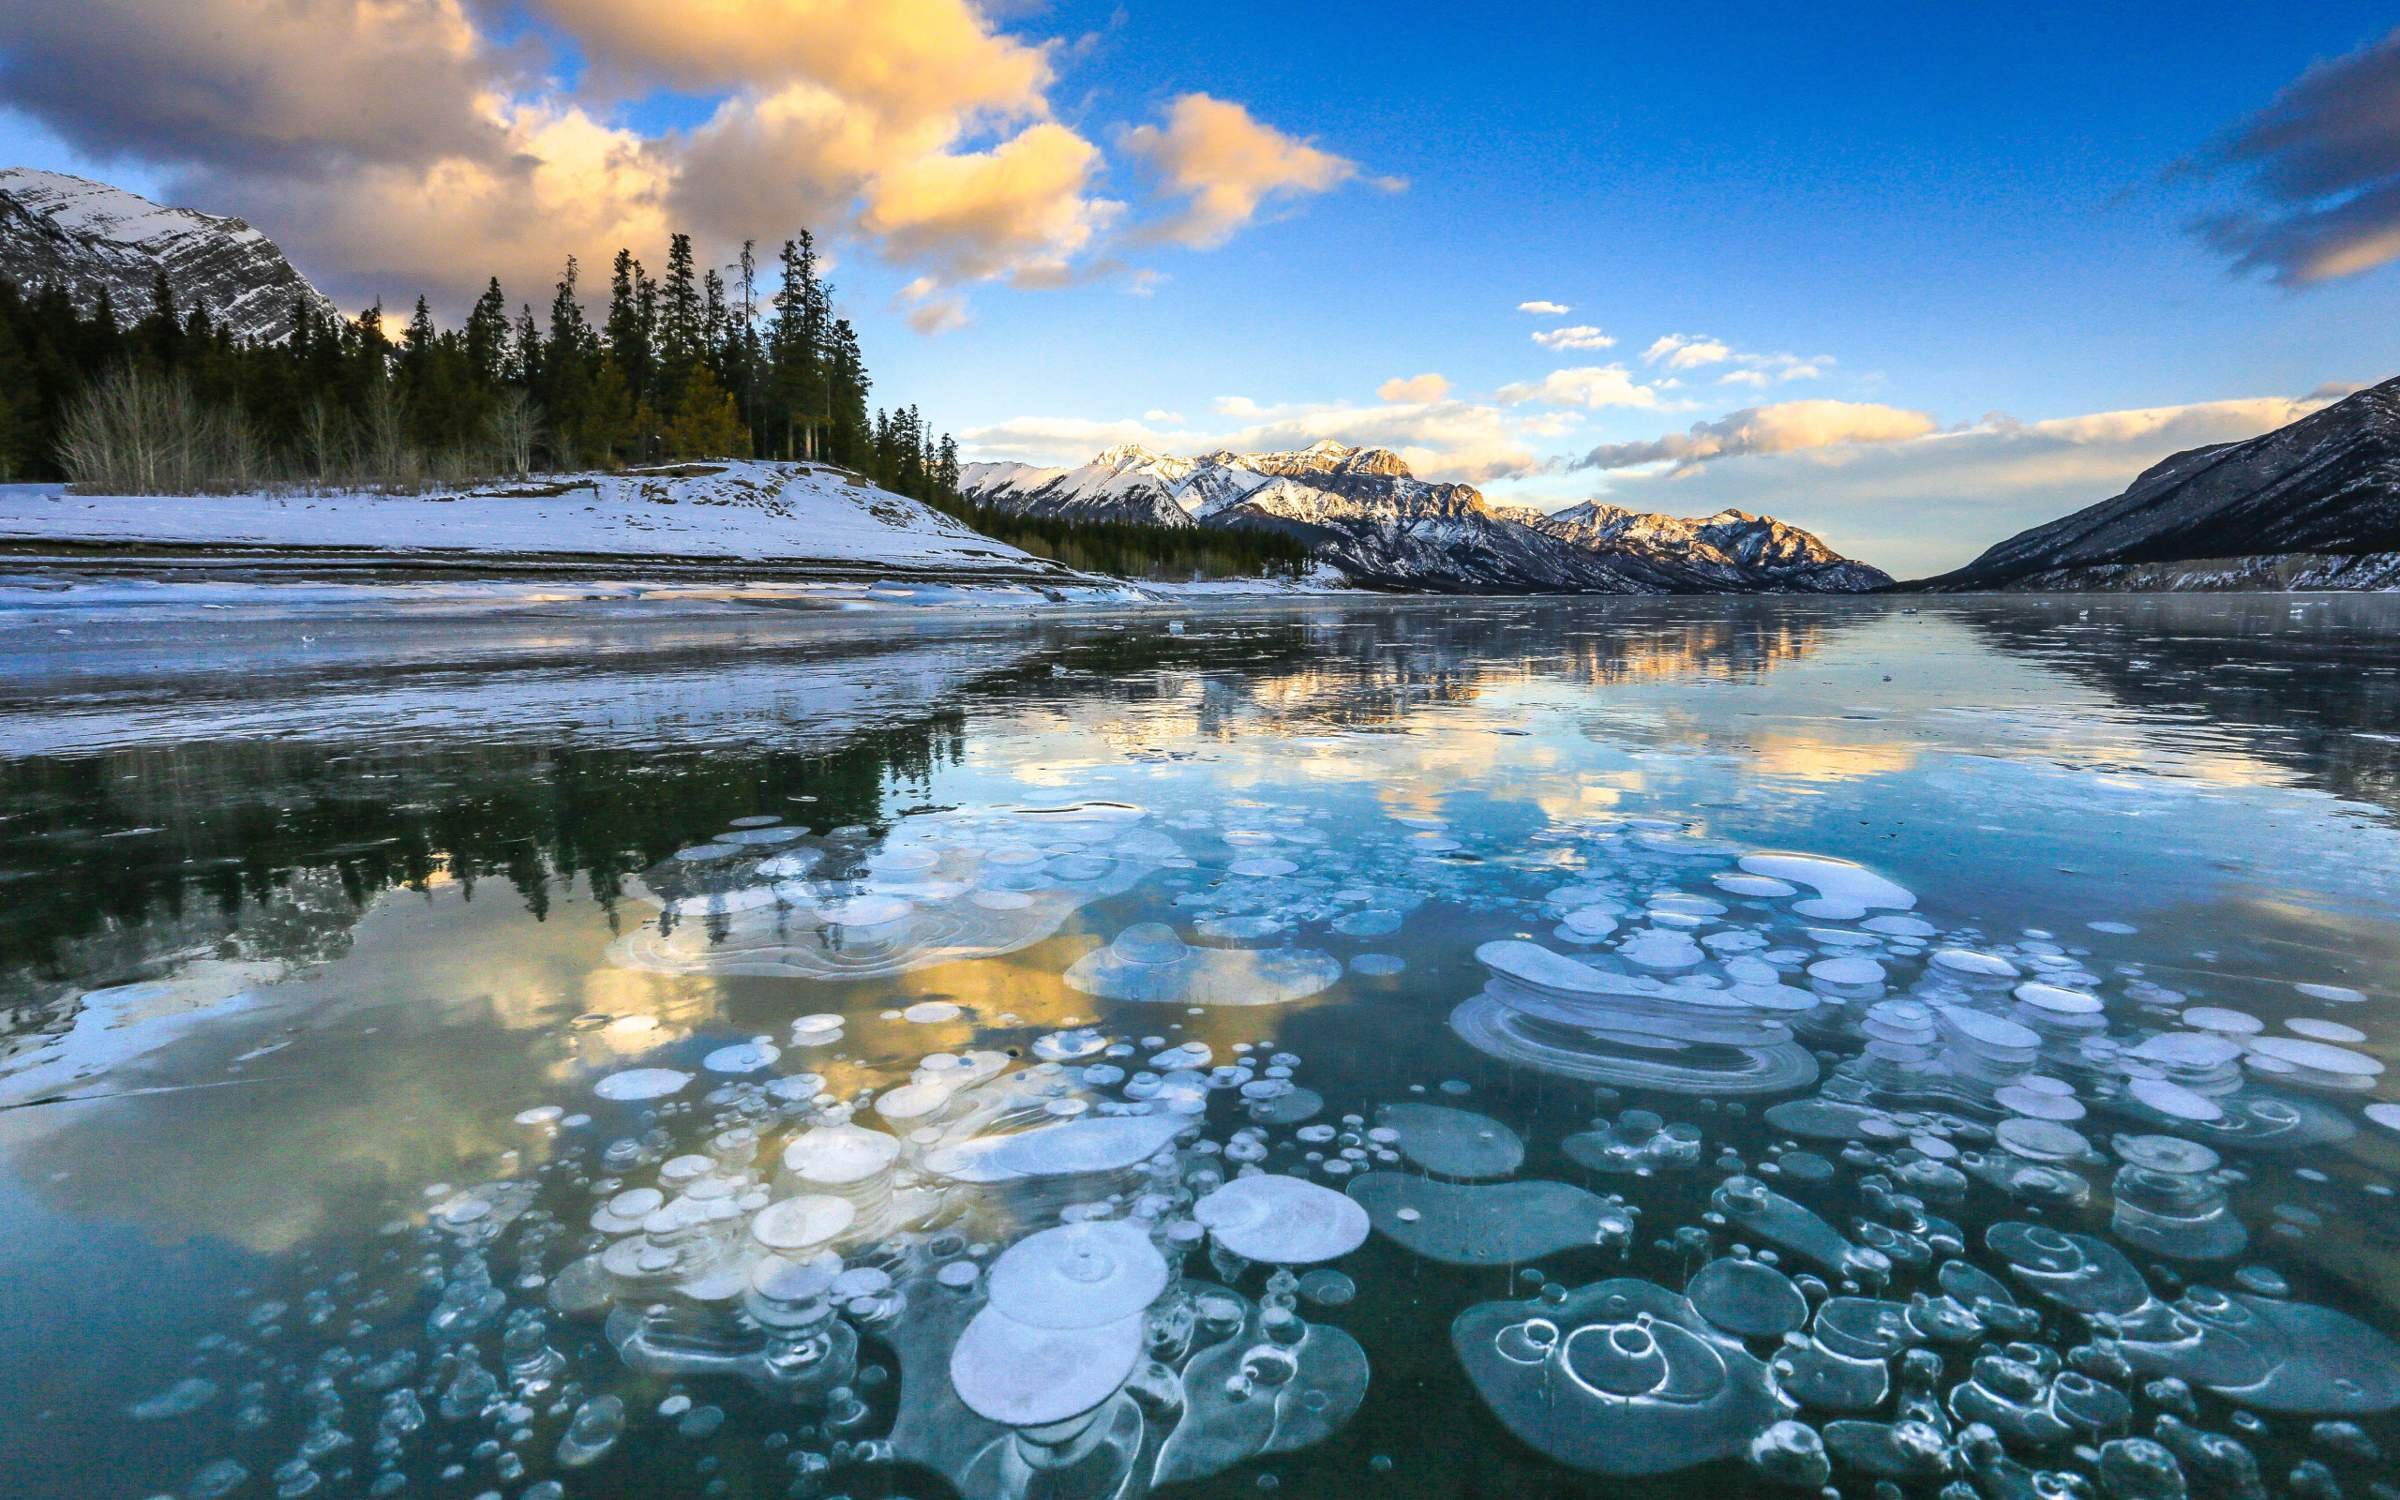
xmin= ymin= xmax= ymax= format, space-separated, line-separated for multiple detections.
xmin=0 ymin=460 xmax=1351 ymax=613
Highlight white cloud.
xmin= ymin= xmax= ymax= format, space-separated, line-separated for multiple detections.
xmin=1642 ymin=332 xmax=1827 ymax=382
xmin=1376 ymin=372 xmax=1451 ymax=403
xmin=1516 ymin=299 xmax=1570 ymax=315
xmin=1583 ymin=389 xmax=2352 ymax=577
xmin=1575 ymin=399 xmax=1936 ymax=471
xmin=1531 ymin=324 xmax=1615 ymax=351
xmin=0 ymin=0 xmax=1342 ymax=316
xmin=1123 ymin=93 xmax=1384 ymax=248
xmin=1643 ymin=333 xmax=1733 ymax=370
xmin=897 ymin=276 xmax=970 ymax=334
xmin=1496 ymin=365 xmax=1661 ymax=410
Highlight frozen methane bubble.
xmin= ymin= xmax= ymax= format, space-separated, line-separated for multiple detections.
xmin=1736 ymin=852 xmax=1916 ymax=921
xmin=1712 ymin=1176 xmax=1889 ymax=1281
xmin=2246 ymin=1035 xmax=2383 ymax=1091
xmin=985 ymin=1222 xmax=1168 ymax=1329
xmin=2111 ymin=1135 xmax=2244 ymax=1261
xmin=2118 ymin=1286 xmax=2400 ymax=1414
xmin=701 ymin=1040 xmax=779 ymax=1074
xmin=924 ymin=1113 xmax=1188 ymax=1185
xmin=1374 ymin=1102 xmax=1525 ymax=1180
xmin=1195 ymin=1173 xmax=1369 ymax=1264
xmin=1686 ymin=1256 xmax=1809 ymax=1339
xmin=1452 ymin=940 xmax=1818 ymax=1095
xmin=1347 ymin=1174 xmax=1631 ymax=1266
xmin=1986 ymin=1222 xmax=2152 ymax=1316
xmin=592 ymin=1067 xmax=692 ymax=1101
xmin=948 ymin=1305 xmax=1145 ymax=1427
xmin=1452 ymin=1278 xmax=1785 ymax=1474
xmin=1064 ymin=923 xmax=1342 ymax=1007
xmin=614 ymin=802 xmax=1173 ymax=981
xmin=1929 ymin=948 xmax=2021 ymax=981
xmin=749 ymin=1195 xmax=856 ymax=1253
xmin=2285 ymin=1017 xmax=2365 ymax=1043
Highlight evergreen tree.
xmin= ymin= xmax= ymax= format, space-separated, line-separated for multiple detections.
xmin=662 ymin=363 xmax=747 ymax=458
xmin=464 ymin=277 xmax=509 ymax=388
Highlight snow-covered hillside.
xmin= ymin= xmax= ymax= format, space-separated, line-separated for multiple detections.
xmin=964 ymin=440 xmax=1891 ymax=593
xmin=0 ymin=167 xmax=338 ymax=343
xmin=1925 ymin=376 xmax=2400 ymax=591
xmin=0 ymin=461 xmax=1096 ymax=585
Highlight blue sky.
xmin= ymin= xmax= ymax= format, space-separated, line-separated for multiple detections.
xmin=4 ymin=1 xmax=2398 ymax=573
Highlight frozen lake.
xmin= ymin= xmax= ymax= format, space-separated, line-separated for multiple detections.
xmin=3 ymin=592 xmax=2398 ymax=1499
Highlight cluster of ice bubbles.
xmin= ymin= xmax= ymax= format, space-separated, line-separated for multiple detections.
xmin=1387 ymin=835 xmax=2400 ymax=1491
xmin=612 ymin=802 xmax=1183 ymax=982
xmin=137 ymin=799 xmax=2400 ymax=1499
xmin=141 ymin=986 xmax=1414 ymax=1500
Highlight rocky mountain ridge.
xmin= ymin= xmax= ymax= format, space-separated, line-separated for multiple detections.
xmin=1922 ymin=377 xmax=2400 ymax=591
xmin=0 ymin=167 xmax=337 ymax=344
xmin=961 ymin=441 xmax=1891 ymax=593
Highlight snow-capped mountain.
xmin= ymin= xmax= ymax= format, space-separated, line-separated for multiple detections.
xmin=962 ymin=441 xmax=1890 ymax=593
xmin=1924 ymin=376 xmax=2400 ymax=591
xmin=1532 ymin=502 xmax=1894 ymax=593
xmin=0 ymin=168 xmax=337 ymax=344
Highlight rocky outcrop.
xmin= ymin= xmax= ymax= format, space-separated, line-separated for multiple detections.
xmin=1923 ymin=377 xmax=2400 ymax=591
xmin=0 ymin=168 xmax=338 ymax=343
xmin=963 ymin=442 xmax=1891 ymax=594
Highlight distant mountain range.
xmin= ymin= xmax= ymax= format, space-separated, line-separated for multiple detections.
xmin=16 ymin=165 xmax=2394 ymax=597
xmin=0 ymin=167 xmax=336 ymax=344
xmin=962 ymin=442 xmax=1892 ymax=594
xmin=1921 ymin=376 xmax=2400 ymax=592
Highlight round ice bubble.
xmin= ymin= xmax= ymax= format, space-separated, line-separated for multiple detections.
xmin=1375 ymin=1103 xmax=1525 ymax=1180
xmin=1453 ymin=1278 xmax=1783 ymax=1474
xmin=750 ymin=1195 xmax=856 ymax=1253
xmin=701 ymin=1041 xmax=779 ymax=1074
xmin=1807 ymin=956 xmax=1886 ymax=987
xmin=1931 ymin=948 xmax=2021 ymax=980
xmin=781 ymin=1123 xmax=900 ymax=1186
xmin=1620 ymin=929 xmax=1704 ymax=970
xmin=2128 ymin=1076 xmax=2224 ymax=1123
xmin=986 ymin=1221 xmax=1168 ymax=1329
xmin=1686 ymin=1256 xmax=1808 ymax=1339
xmin=1228 ymin=856 xmax=1300 ymax=878
xmin=1195 ymin=1174 xmax=1369 ymax=1264
xmin=948 ymin=1305 xmax=1144 ymax=1427
xmin=1348 ymin=1175 xmax=1629 ymax=1266
xmin=2284 ymin=1017 xmax=2366 ymax=1044
xmin=593 ymin=1067 xmax=692 ymax=1101
xmin=2248 ymin=1036 xmax=2381 ymax=1080
xmin=2015 ymin=981 xmax=2103 ymax=1015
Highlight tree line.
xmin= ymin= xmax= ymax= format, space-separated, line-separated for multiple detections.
xmin=0 ymin=230 xmax=1306 ymax=579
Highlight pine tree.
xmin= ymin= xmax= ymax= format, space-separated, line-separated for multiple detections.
xmin=662 ymin=233 xmax=701 ymax=381
xmin=767 ymin=236 xmax=818 ymax=460
xmin=464 ymin=277 xmax=509 ymax=388
xmin=662 ymin=363 xmax=747 ymax=459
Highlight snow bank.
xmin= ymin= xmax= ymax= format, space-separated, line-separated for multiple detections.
xmin=0 ymin=461 xmax=1079 ymax=579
